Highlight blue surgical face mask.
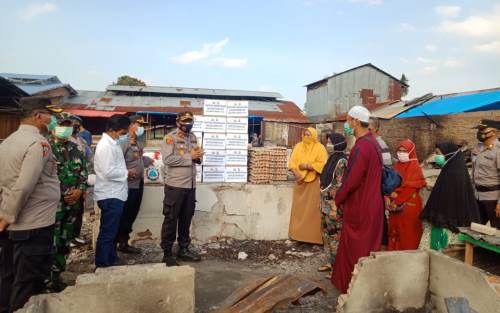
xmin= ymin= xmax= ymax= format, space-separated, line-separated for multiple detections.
xmin=136 ymin=126 xmax=145 ymax=137
xmin=117 ymin=134 xmax=128 ymax=144
xmin=47 ymin=115 xmax=57 ymax=132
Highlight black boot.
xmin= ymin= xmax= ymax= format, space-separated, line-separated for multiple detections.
xmin=163 ymin=253 xmax=179 ymax=267
xmin=117 ymin=243 xmax=142 ymax=254
xmin=177 ymin=247 xmax=201 ymax=262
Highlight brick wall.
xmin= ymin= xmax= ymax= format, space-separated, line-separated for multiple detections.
xmin=378 ymin=110 xmax=500 ymax=160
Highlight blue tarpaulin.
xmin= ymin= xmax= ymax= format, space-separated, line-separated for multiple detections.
xmin=397 ymin=90 xmax=500 ymax=118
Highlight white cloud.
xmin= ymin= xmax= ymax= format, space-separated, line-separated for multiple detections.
xmin=474 ymin=41 xmax=500 ymax=54
xmin=437 ymin=9 xmax=500 ymax=37
xmin=18 ymin=2 xmax=57 ymax=20
xmin=421 ymin=65 xmax=438 ymax=74
xmin=304 ymin=1 xmax=313 ymax=6
xmin=348 ymin=0 xmax=383 ymax=5
xmin=434 ymin=5 xmax=462 ymax=18
xmin=170 ymin=38 xmax=230 ymax=64
xmin=398 ymin=23 xmax=415 ymax=32
xmin=209 ymin=57 xmax=248 ymax=68
xmin=416 ymin=57 xmax=436 ymax=64
xmin=443 ymin=59 xmax=464 ymax=68
xmin=425 ymin=44 xmax=438 ymax=52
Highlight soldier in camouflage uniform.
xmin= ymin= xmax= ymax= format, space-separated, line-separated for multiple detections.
xmin=47 ymin=115 xmax=88 ymax=291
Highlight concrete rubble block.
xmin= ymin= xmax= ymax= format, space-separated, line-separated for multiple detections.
xmin=337 ymin=250 xmax=429 ymax=313
xmin=17 ymin=264 xmax=195 ymax=313
xmin=428 ymin=250 xmax=500 ymax=313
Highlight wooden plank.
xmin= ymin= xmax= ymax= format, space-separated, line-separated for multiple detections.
xmin=464 ymin=242 xmax=473 ymax=266
xmin=445 ymin=297 xmax=477 ymax=313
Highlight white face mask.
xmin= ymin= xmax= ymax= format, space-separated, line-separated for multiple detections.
xmin=397 ymin=151 xmax=410 ymax=163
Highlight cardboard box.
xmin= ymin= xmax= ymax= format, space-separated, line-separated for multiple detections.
xmin=202 ymin=133 xmax=226 ymax=150
xmin=203 ymin=116 xmax=227 ymax=133
xmin=226 ymin=117 xmax=248 ymax=134
xmin=202 ymin=166 xmax=225 ymax=183
xmin=204 ymin=99 xmax=227 ymax=116
xmin=203 ymin=150 xmax=226 ymax=166
xmin=225 ymin=166 xmax=248 ymax=183
xmin=226 ymin=133 xmax=248 ymax=150
xmin=196 ymin=165 xmax=202 ymax=183
xmin=226 ymin=149 xmax=248 ymax=166
xmin=192 ymin=115 xmax=205 ymax=132
xmin=226 ymin=100 xmax=249 ymax=117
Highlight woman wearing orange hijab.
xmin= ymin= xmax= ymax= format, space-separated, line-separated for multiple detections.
xmin=288 ymin=128 xmax=328 ymax=244
xmin=387 ymin=139 xmax=427 ymax=250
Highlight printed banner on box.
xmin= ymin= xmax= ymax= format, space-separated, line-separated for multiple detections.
xmin=225 ymin=167 xmax=248 ymax=183
xmin=203 ymin=150 xmax=226 ymax=166
xmin=192 ymin=116 xmax=204 ymax=132
xmin=204 ymin=99 xmax=227 ymax=116
xmin=203 ymin=166 xmax=225 ymax=183
xmin=203 ymin=116 xmax=227 ymax=133
xmin=202 ymin=133 xmax=226 ymax=150
xmin=226 ymin=101 xmax=249 ymax=117
xmin=226 ymin=133 xmax=248 ymax=150
xmin=226 ymin=149 xmax=248 ymax=166
xmin=226 ymin=117 xmax=249 ymax=134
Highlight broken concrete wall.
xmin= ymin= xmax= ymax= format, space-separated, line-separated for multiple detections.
xmin=133 ymin=183 xmax=294 ymax=242
xmin=427 ymin=251 xmax=500 ymax=313
xmin=337 ymin=251 xmax=429 ymax=313
xmin=18 ymin=264 xmax=195 ymax=313
xmin=337 ymin=250 xmax=500 ymax=313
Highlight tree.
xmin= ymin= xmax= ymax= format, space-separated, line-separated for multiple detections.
xmin=114 ymin=75 xmax=146 ymax=86
xmin=400 ymin=74 xmax=409 ymax=97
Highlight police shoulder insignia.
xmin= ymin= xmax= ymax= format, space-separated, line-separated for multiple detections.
xmin=165 ymin=135 xmax=174 ymax=145
xmin=40 ymin=142 xmax=50 ymax=158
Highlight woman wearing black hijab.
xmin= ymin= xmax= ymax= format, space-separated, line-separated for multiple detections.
xmin=318 ymin=133 xmax=347 ymax=274
xmin=420 ymin=142 xmax=480 ymax=250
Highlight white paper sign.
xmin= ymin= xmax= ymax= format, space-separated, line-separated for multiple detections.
xmin=226 ymin=149 xmax=248 ymax=166
xmin=226 ymin=101 xmax=249 ymax=117
xmin=203 ymin=150 xmax=226 ymax=166
xmin=225 ymin=167 xmax=248 ymax=183
xmin=204 ymin=99 xmax=227 ymax=116
xmin=226 ymin=133 xmax=248 ymax=150
xmin=202 ymin=133 xmax=226 ymax=150
xmin=203 ymin=166 xmax=225 ymax=183
xmin=203 ymin=116 xmax=227 ymax=133
xmin=192 ymin=116 xmax=204 ymax=132
xmin=226 ymin=117 xmax=249 ymax=134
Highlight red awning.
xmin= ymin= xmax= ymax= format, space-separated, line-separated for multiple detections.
xmin=63 ymin=109 xmax=128 ymax=117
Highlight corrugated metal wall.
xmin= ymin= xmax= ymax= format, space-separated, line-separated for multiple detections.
xmin=306 ymin=66 xmax=396 ymax=121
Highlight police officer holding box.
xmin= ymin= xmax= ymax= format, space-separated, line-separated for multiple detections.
xmin=160 ymin=111 xmax=203 ymax=266
xmin=0 ymin=96 xmax=62 ymax=312
xmin=472 ymin=119 xmax=500 ymax=228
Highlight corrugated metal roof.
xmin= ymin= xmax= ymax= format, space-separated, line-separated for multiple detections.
xmin=397 ymin=89 xmax=500 ymax=118
xmin=0 ymin=73 xmax=77 ymax=96
xmin=305 ymin=63 xmax=408 ymax=88
xmin=63 ymin=91 xmax=308 ymax=123
xmin=106 ymin=85 xmax=283 ymax=99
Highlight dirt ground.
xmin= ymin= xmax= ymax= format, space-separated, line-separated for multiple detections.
xmin=62 ymin=215 xmax=499 ymax=313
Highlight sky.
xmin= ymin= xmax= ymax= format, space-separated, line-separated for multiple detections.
xmin=1 ymin=0 xmax=500 ymax=108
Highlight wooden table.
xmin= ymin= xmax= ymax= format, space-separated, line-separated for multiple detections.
xmin=458 ymin=233 xmax=500 ymax=266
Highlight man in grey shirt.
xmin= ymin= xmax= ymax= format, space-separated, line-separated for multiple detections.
xmin=472 ymin=119 xmax=500 ymax=228
xmin=116 ymin=115 xmax=153 ymax=254
xmin=369 ymin=117 xmax=393 ymax=166
xmin=0 ymin=97 xmax=61 ymax=312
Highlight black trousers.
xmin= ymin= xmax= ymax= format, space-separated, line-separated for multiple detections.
xmin=160 ymin=185 xmax=196 ymax=255
xmin=0 ymin=225 xmax=53 ymax=313
xmin=116 ymin=182 xmax=144 ymax=244
xmin=478 ymin=200 xmax=500 ymax=228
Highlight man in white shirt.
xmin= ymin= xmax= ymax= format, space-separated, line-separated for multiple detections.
xmin=93 ymin=114 xmax=132 ymax=267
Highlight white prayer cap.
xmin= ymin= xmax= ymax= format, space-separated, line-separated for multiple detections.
xmin=347 ymin=105 xmax=371 ymax=123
